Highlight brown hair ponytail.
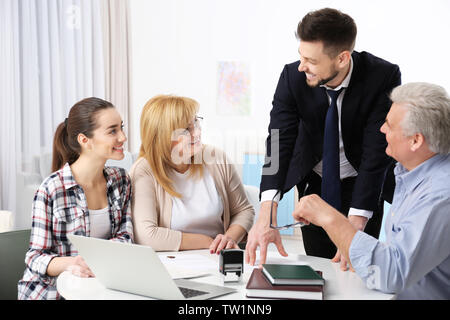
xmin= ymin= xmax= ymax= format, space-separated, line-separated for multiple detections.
xmin=51 ymin=121 xmax=79 ymax=172
xmin=51 ymin=97 xmax=114 ymax=172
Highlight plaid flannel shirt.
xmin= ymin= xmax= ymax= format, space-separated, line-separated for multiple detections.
xmin=17 ymin=163 xmax=133 ymax=300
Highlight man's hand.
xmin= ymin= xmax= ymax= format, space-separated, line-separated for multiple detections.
xmin=348 ymin=215 xmax=368 ymax=231
xmin=332 ymin=215 xmax=368 ymax=271
xmin=292 ymin=193 xmax=352 ymax=271
xmin=292 ymin=194 xmax=337 ymax=227
xmin=331 ymin=250 xmax=354 ymax=271
xmin=293 ymin=194 xmax=359 ymax=269
xmin=245 ymin=201 xmax=288 ymax=267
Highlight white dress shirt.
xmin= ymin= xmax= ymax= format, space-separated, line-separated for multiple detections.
xmin=262 ymin=57 xmax=373 ymax=220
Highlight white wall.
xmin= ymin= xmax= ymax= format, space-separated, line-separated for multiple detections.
xmin=129 ymin=0 xmax=450 ymax=168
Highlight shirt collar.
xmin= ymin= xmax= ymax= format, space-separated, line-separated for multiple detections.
xmin=61 ymin=163 xmax=78 ymax=190
xmin=320 ymin=56 xmax=353 ymax=91
xmin=61 ymin=162 xmax=113 ymax=190
xmin=394 ymin=154 xmax=449 ymax=192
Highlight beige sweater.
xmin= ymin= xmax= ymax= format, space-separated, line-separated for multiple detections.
xmin=129 ymin=145 xmax=255 ymax=251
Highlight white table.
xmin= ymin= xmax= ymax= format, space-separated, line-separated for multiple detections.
xmin=57 ymin=249 xmax=394 ymax=300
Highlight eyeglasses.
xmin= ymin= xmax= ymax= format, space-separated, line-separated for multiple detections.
xmin=269 ymin=190 xmax=304 ymax=230
xmin=180 ymin=116 xmax=203 ymax=136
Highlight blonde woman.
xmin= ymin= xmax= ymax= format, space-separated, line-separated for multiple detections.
xmin=130 ymin=95 xmax=254 ymax=253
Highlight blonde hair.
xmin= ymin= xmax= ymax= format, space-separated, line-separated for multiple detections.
xmin=139 ymin=95 xmax=203 ymax=197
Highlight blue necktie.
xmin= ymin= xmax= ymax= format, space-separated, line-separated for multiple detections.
xmin=321 ymin=88 xmax=344 ymax=211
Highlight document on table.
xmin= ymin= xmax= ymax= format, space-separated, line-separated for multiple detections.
xmin=159 ymin=254 xmax=216 ymax=279
xmin=158 ymin=251 xmax=309 ymax=280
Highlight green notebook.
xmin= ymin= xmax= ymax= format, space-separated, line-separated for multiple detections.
xmin=262 ymin=264 xmax=325 ymax=286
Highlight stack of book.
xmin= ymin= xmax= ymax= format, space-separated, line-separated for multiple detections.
xmin=246 ymin=264 xmax=325 ymax=300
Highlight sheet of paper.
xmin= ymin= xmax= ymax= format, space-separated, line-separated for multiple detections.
xmin=158 ymin=251 xmax=309 ymax=280
xmin=159 ymin=254 xmax=217 ymax=279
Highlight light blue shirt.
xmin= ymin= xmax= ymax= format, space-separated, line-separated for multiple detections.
xmin=349 ymin=154 xmax=450 ymax=299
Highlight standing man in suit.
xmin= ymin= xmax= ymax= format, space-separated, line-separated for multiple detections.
xmin=245 ymin=8 xmax=401 ymax=269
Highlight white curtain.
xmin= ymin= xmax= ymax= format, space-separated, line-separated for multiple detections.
xmin=0 ymin=0 xmax=107 ymax=228
xmin=0 ymin=0 xmax=21 ymax=212
xmin=100 ymin=0 xmax=132 ymax=151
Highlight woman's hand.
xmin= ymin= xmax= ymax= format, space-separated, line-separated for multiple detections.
xmin=209 ymin=234 xmax=239 ymax=254
xmin=66 ymin=255 xmax=95 ymax=278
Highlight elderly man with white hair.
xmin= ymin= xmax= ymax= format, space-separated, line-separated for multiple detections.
xmin=293 ymin=82 xmax=450 ymax=299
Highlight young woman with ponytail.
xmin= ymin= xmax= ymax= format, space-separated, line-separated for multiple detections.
xmin=18 ymin=97 xmax=133 ymax=300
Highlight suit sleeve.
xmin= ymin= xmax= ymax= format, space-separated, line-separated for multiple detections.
xmin=351 ymin=65 xmax=401 ymax=211
xmin=260 ymin=65 xmax=300 ymax=198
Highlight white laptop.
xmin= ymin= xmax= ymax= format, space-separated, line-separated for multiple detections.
xmin=67 ymin=234 xmax=236 ymax=300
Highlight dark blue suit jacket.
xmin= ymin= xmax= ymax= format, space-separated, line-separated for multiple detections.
xmin=260 ymin=51 xmax=401 ymax=212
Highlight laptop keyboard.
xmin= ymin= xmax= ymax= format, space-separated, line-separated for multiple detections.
xmin=178 ymin=286 xmax=209 ymax=298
